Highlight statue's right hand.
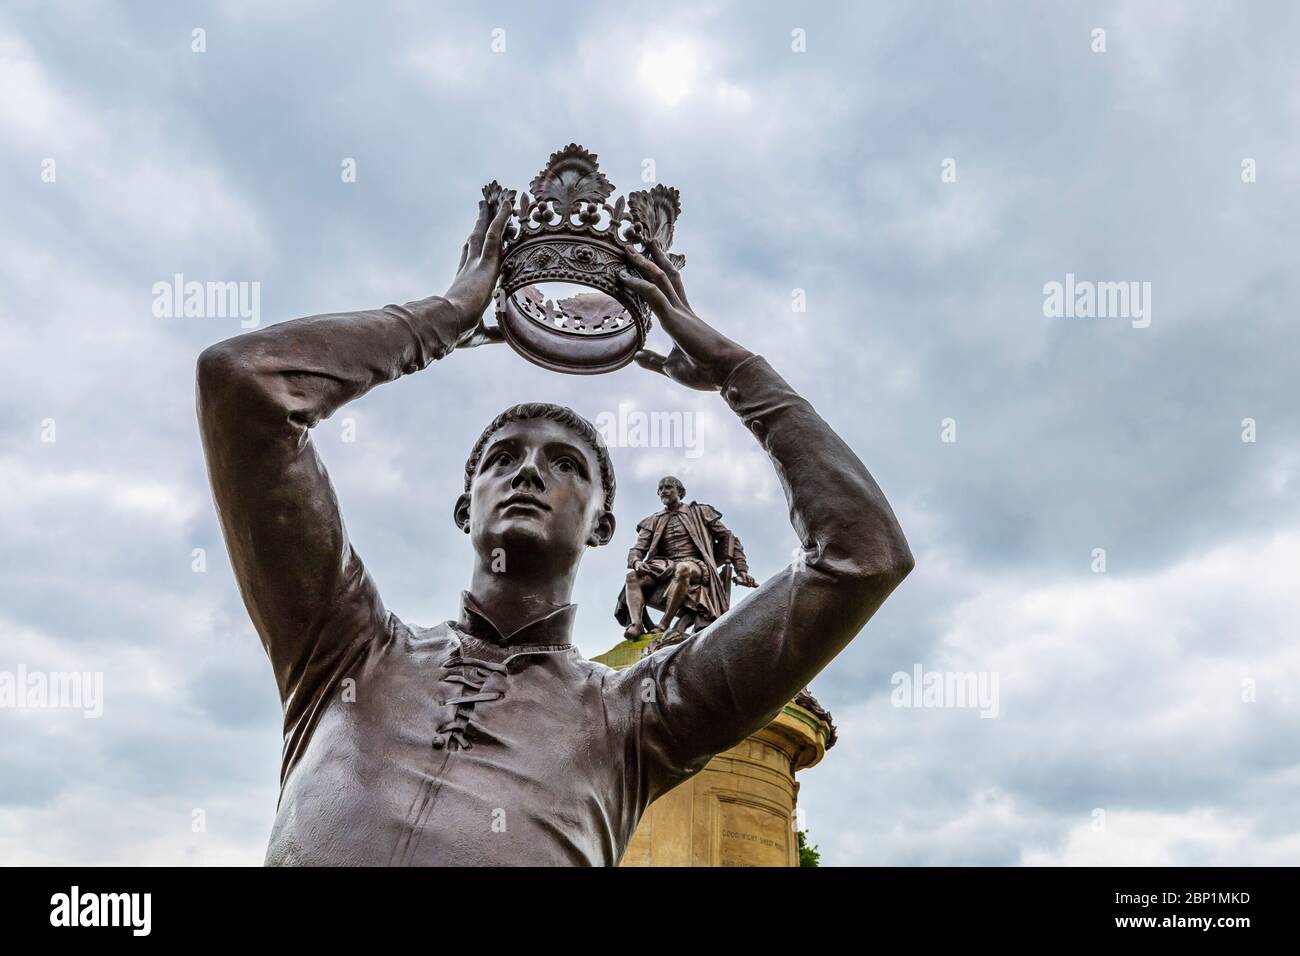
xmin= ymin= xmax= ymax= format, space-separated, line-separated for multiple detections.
xmin=444 ymin=192 xmax=515 ymax=348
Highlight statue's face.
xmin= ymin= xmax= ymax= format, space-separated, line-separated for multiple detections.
xmin=658 ymin=480 xmax=683 ymax=508
xmin=458 ymin=417 xmax=613 ymax=567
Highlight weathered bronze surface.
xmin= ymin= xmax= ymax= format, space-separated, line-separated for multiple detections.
xmin=195 ymin=148 xmax=912 ymax=865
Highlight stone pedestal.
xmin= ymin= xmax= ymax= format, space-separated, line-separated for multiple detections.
xmin=592 ymin=636 xmax=834 ymax=867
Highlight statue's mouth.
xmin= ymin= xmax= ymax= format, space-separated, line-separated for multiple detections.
xmin=500 ymin=493 xmax=550 ymax=513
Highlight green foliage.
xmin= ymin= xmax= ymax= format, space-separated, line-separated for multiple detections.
xmin=797 ymin=829 xmax=820 ymax=867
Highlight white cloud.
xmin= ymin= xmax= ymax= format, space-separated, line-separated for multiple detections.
xmin=0 ymin=460 xmax=201 ymax=531
xmin=804 ymin=529 xmax=1300 ymax=864
xmin=1025 ymin=808 xmax=1300 ymax=866
xmin=0 ymin=29 xmax=269 ymax=266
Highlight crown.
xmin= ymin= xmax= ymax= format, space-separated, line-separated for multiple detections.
xmin=488 ymin=144 xmax=684 ymax=375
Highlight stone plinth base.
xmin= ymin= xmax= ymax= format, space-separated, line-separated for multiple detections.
xmin=592 ymin=636 xmax=832 ymax=867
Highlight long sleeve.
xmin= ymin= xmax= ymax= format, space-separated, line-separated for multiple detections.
xmin=729 ymin=535 xmax=749 ymax=575
xmin=627 ymin=518 xmax=655 ymax=568
xmin=195 ymin=297 xmax=465 ymax=718
xmin=619 ymin=354 xmax=913 ymax=797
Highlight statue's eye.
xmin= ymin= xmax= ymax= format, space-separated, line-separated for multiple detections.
xmin=492 ymin=452 xmax=514 ymax=467
xmin=555 ymin=457 xmax=577 ymax=474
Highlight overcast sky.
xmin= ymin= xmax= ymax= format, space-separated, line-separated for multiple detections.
xmin=2 ymin=0 xmax=1298 ymax=865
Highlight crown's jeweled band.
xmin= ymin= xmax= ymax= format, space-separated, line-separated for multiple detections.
xmin=500 ymin=234 xmax=652 ymax=338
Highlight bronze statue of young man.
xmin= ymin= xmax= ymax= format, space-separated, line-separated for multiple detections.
xmin=196 ymin=192 xmax=913 ymax=866
xmin=616 ymin=475 xmax=757 ymax=640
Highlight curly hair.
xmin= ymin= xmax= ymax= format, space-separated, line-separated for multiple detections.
xmin=463 ymin=403 xmax=616 ymax=511
xmin=658 ymin=475 xmax=685 ymax=496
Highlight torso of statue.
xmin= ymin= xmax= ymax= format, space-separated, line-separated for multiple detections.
xmin=266 ymin=616 xmax=651 ymax=867
xmin=659 ymin=509 xmax=703 ymax=560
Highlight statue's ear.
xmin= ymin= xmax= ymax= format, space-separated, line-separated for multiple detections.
xmin=453 ymin=493 xmax=472 ymax=534
xmin=587 ymin=509 xmax=616 ymax=548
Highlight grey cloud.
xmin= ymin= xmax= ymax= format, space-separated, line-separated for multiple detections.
xmin=1 ymin=0 xmax=1297 ymax=865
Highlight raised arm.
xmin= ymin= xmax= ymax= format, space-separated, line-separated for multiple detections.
xmin=616 ymin=242 xmax=913 ymax=792
xmin=196 ymin=194 xmax=513 ymax=703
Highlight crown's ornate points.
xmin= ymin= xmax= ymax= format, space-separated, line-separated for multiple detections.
xmin=498 ymin=146 xmax=683 ymax=298
xmin=526 ymin=144 xmax=614 ymax=219
xmin=491 ymin=145 xmax=686 ymax=373
xmin=628 ymin=184 xmax=681 ymax=251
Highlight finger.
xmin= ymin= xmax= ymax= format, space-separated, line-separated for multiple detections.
xmin=619 ymin=272 xmax=707 ymax=354
xmin=481 ymin=193 xmax=514 ymax=259
xmin=466 ymin=200 xmax=491 ymax=257
xmin=626 ymin=249 xmax=681 ymax=309
xmin=646 ymin=240 xmax=687 ymax=303
xmin=618 ymin=271 xmax=675 ymax=318
xmin=633 ymin=349 xmax=670 ymax=376
xmin=625 ymin=250 xmax=683 ymax=311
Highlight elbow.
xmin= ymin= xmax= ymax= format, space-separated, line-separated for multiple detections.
xmin=195 ymin=337 xmax=275 ymax=417
xmin=197 ymin=339 xmax=248 ymax=397
xmin=858 ymin=532 xmax=914 ymax=592
xmin=819 ymin=520 xmax=914 ymax=595
xmin=887 ymin=537 xmax=916 ymax=587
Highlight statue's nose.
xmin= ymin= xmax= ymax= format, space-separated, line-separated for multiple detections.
xmin=512 ymin=460 xmax=545 ymax=492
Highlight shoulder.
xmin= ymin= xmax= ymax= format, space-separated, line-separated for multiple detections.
xmin=578 ymin=653 xmax=645 ymax=718
xmin=381 ymin=616 xmax=459 ymax=665
xmin=595 ymin=652 xmax=660 ymax=703
xmin=690 ymin=501 xmax=721 ymax=521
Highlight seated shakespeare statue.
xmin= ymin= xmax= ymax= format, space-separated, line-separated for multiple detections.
xmin=615 ymin=475 xmax=757 ymax=641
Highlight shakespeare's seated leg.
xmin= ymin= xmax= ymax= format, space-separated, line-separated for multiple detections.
xmin=624 ymin=566 xmax=662 ymax=640
xmin=657 ymin=560 xmax=703 ymax=634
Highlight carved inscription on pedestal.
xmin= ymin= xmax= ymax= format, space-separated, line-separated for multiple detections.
xmin=715 ymin=797 xmax=790 ymax=867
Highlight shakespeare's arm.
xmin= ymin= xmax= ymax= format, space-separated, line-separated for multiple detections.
xmin=627 ymin=519 xmax=654 ymax=569
xmin=196 ymin=197 xmax=512 ymax=704
xmin=614 ymin=243 xmax=913 ymax=794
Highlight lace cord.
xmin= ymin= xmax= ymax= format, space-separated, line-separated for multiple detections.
xmin=431 ymin=655 xmax=508 ymax=751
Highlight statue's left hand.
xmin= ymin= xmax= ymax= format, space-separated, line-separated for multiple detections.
xmin=618 ymin=240 xmax=754 ymax=391
xmin=734 ymin=571 xmax=758 ymax=588
xmin=444 ymin=192 xmax=516 ymax=349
